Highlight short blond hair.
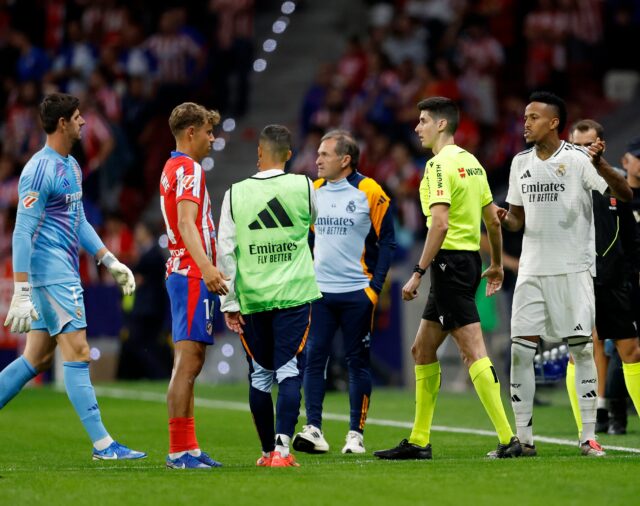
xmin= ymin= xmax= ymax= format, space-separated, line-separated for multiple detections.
xmin=169 ymin=102 xmax=220 ymax=137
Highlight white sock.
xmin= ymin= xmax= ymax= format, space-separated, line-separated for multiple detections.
xmin=169 ymin=451 xmax=187 ymax=459
xmin=570 ymin=340 xmax=597 ymax=442
xmin=510 ymin=339 xmax=537 ymax=445
xmin=275 ymin=434 xmax=290 ymax=457
xmin=596 ymin=397 xmax=607 ymax=410
xmin=93 ymin=435 xmax=114 ymax=451
xmin=188 ymin=448 xmax=202 ymax=457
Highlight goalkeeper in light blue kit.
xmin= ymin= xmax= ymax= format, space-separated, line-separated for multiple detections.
xmin=0 ymin=93 xmax=146 ymax=460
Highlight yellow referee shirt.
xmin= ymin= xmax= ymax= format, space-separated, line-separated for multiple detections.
xmin=419 ymin=144 xmax=493 ymax=251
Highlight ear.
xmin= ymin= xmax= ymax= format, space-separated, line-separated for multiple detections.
xmin=257 ymin=144 xmax=263 ymax=159
xmin=285 ymin=149 xmax=292 ymax=162
xmin=341 ymin=154 xmax=351 ymax=169
xmin=437 ymin=118 xmax=448 ymax=133
xmin=57 ymin=116 xmax=66 ymax=131
xmin=549 ymin=117 xmax=559 ymax=130
xmin=187 ymin=125 xmax=195 ymax=138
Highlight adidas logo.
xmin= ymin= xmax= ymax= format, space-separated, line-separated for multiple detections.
xmin=511 ymin=395 xmax=521 ymax=402
xmin=573 ymin=324 xmax=583 ymax=331
xmin=249 ymin=198 xmax=294 ymax=230
xmin=520 ymin=170 xmax=532 ymax=179
xmin=582 ymin=390 xmax=597 ymax=399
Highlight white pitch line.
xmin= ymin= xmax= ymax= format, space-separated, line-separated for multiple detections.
xmin=93 ymin=386 xmax=640 ymax=454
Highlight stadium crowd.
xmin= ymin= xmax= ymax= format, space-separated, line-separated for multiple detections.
xmin=292 ymin=0 xmax=640 ymax=252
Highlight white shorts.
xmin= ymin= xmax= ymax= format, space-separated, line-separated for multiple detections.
xmin=511 ymin=271 xmax=595 ymax=343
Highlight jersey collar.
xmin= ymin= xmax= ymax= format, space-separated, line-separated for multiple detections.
xmin=43 ymin=144 xmax=68 ymax=161
xmin=170 ymin=150 xmax=192 ymax=159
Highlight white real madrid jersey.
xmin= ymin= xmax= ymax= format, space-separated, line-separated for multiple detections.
xmin=506 ymin=141 xmax=608 ymax=276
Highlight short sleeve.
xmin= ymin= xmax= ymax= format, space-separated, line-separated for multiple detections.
xmin=506 ymin=158 xmax=523 ymax=206
xmin=17 ymin=159 xmax=53 ymax=217
xmin=426 ymin=158 xmax=452 ymax=207
xmin=481 ymin=174 xmax=493 ymax=207
xmin=175 ymin=159 xmax=204 ymax=205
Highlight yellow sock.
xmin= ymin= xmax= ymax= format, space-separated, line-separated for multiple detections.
xmin=469 ymin=357 xmax=512 ymax=445
xmin=622 ymin=361 xmax=640 ymax=420
xmin=409 ymin=362 xmax=440 ymax=447
xmin=565 ymin=362 xmax=582 ymax=438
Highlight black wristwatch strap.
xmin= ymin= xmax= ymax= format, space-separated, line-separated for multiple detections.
xmin=413 ymin=264 xmax=426 ymax=276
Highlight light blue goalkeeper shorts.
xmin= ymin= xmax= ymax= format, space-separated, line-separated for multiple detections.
xmin=31 ymin=281 xmax=87 ymax=336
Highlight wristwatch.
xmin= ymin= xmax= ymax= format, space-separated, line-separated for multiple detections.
xmin=413 ymin=264 xmax=427 ymax=277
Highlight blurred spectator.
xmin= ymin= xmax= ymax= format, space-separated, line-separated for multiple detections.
xmin=49 ymin=19 xmax=97 ymax=95
xmin=336 ymin=35 xmax=368 ymax=97
xmin=10 ymin=30 xmax=50 ymax=82
xmin=523 ymin=0 xmax=569 ymax=92
xmin=455 ymin=17 xmax=504 ymax=127
xmin=0 ymin=153 xmax=18 ymax=210
xmin=118 ymin=221 xmax=171 ymax=380
xmin=300 ymin=63 xmax=335 ymax=136
xmin=3 ymin=81 xmax=45 ymax=166
xmin=144 ymin=8 xmax=204 ymax=92
xmin=102 ymin=212 xmax=135 ymax=269
xmin=209 ymin=0 xmax=254 ymax=117
xmin=382 ymin=14 xmax=428 ymax=67
xmin=290 ymin=126 xmax=324 ymax=179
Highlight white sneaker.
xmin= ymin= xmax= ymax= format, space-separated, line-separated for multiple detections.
xmin=292 ymin=425 xmax=329 ymax=454
xmin=341 ymin=430 xmax=365 ymax=454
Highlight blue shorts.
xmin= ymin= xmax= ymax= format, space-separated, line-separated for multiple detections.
xmin=166 ymin=273 xmax=215 ymax=345
xmin=31 ymin=282 xmax=87 ymax=336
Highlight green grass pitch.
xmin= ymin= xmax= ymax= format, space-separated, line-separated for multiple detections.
xmin=1 ymin=382 xmax=639 ymax=506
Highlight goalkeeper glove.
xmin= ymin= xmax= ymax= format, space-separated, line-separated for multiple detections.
xmin=100 ymin=252 xmax=136 ymax=296
xmin=4 ymin=282 xmax=39 ymax=333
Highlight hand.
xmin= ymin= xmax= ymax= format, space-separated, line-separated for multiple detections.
xmin=224 ymin=311 xmax=245 ymax=334
xmin=481 ymin=264 xmax=503 ymax=297
xmin=4 ymin=282 xmax=39 ymax=333
xmin=203 ymin=265 xmax=229 ymax=295
xmin=495 ymin=207 xmax=508 ymax=222
xmin=402 ymin=274 xmax=422 ymax=301
xmin=100 ymin=252 xmax=135 ymax=295
xmin=586 ymin=138 xmax=605 ymax=165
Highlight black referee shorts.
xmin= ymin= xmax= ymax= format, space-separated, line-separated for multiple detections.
xmin=422 ymin=250 xmax=482 ymax=331
xmin=595 ymin=281 xmax=638 ymax=340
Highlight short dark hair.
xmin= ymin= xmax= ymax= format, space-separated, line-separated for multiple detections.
xmin=259 ymin=124 xmax=292 ymax=162
xmin=169 ymin=102 xmax=220 ymax=137
xmin=39 ymin=93 xmax=80 ymax=134
xmin=529 ymin=91 xmax=567 ymax=133
xmin=417 ymin=97 xmax=459 ymax=135
xmin=320 ymin=129 xmax=360 ymax=170
xmin=569 ymin=119 xmax=604 ymax=141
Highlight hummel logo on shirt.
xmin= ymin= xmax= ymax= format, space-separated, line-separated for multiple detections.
xmin=573 ymin=323 xmax=583 ymax=331
xmin=520 ymin=170 xmax=532 ymax=179
xmin=248 ymin=198 xmax=294 ymax=230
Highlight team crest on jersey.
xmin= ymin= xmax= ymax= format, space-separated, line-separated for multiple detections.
xmin=22 ymin=191 xmax=39 ymax=209
xmin=346 ymin=200 xmax=356 ymax=213
xmin=181 ymin=175 xmax=195 ymax=190
xmin=206 ymin=320 xmax=213 ymax=336
xmin=555 ymin=164 xmax=566 ymax=176
xmin=75 ymin=307 xmax=83 ymax=318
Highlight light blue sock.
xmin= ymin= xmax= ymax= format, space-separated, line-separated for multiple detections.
xmin=0 ymin=356 xmax=37 ymax=408
xmin=63 ymin=362 xmax=109 ymax=443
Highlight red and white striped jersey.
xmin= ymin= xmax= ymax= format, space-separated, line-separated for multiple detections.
xmin=160 ymin=151 xmax=216 ymax=279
